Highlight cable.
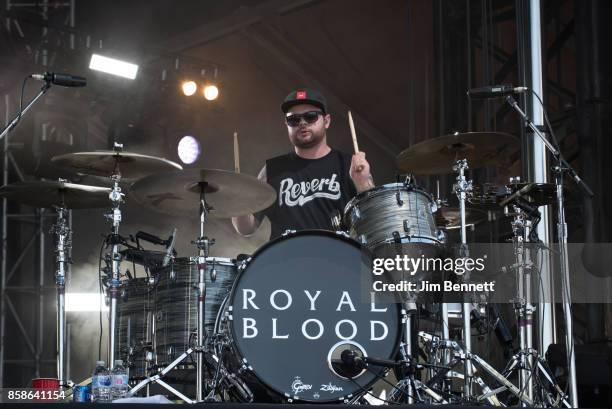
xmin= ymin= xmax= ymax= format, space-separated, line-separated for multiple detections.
xmin=529 ymin=88 xmax=576 ymax=402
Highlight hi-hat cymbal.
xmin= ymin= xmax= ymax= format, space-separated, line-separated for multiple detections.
xmin=0 ymin=180 xmax=111 ymax=209
xmin=397 ymin=132 xmax=519 ymax=174
xmin=51 ymin=151 xmax=183 ymax=179
xmin=130 ymin=169 xmax=276 ymax=218
xmin=435 ymin=206 xmax=488 ymax=229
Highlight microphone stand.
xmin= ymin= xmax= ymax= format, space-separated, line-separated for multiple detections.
xmin=506 ymin=95 xmax=593 ymax=408
xmin=0 ymin=81 xmax=52 ymax=142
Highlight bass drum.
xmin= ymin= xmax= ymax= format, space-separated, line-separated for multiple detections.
xmin=216 ymin=230 xmax=400 ymax=403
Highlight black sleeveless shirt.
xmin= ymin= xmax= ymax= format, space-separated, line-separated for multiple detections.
xmin=258 ymin=149 xmax=357 ymax=239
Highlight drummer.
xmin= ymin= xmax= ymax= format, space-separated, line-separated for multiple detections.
xmin=232 ymin=88 xmax=374 ymax=239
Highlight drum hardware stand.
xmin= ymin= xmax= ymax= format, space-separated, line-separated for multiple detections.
xmin=51 ymin=202 xmax=72 ymax=387
xmin=508 ymin=202 xmax=536 ymax=404
xmin=452 ymin=158 xmax=474 ymax=398
xmin=104 ymin=144 xmax=126 ymax=370
xmin=128 ymin=183 xmax=217 ymax=403
xmin=420 ymin=332 xmax=531 ymax=406
xmin=506 ymin=95 xmax=594 ymax=407
xmin=399 ymin=299 xmax=417 ymax=403
xmin=499 ymin=203 xmax=570 ymax=408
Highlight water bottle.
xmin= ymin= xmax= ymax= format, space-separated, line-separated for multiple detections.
xmin=111 ymin=360 xmax=129 ymax=400
xmin=91 ymin=361 xmax=111 ymax=402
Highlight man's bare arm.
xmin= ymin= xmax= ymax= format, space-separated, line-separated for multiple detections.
xmin=231 ymin=165 xmax=267 ymax=236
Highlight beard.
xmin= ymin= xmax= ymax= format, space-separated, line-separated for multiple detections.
xmin=290 ymin=126 xmax=325 ymax=149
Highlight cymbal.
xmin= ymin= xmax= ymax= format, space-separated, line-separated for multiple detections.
xmin=130 ymin=169 xmax=276 ymax=218
xmin=435 ymin=206 xmax=488 ymax=229
xmin=397 ymin=132 xmax=519 ymax=174
xmin=0 ymin=180 xmax=111 ymax=209
xmin=51 ymin=151 xmax=183 ymax=179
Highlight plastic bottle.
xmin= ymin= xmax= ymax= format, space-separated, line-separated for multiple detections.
xmin=91 ymin=360 xmax=111 ymax=402
xmin=111 ymin=360 xmax=129 ymax=400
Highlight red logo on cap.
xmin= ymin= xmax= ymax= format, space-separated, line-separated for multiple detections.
xmin=296 ymin=90 xmax=307 ymax=99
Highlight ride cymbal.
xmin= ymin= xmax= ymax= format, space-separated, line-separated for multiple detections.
xmin=397 ymin=132 xmax=519 ymax=174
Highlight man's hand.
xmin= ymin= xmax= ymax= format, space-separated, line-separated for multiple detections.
xmin=350 ymin=151 xmax=375 ymax=193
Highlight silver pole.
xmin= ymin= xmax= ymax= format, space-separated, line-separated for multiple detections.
xmin=53 ymin=207 xmax=70 ymax=386
xmin=527 ymin=0 xmax=556 ymax=351
xmin=0 ymin=93 xmax=9 ymax=387
xmin=453 ymin=159 xmax=473 ymax=398
xmin=37 ymin=208 xmax=45 ymax=378
xmin=107 ymin=175 xmax=123 ymax=370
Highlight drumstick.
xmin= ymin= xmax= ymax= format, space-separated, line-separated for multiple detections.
xmin=348 ymin=110 xmax=359 ymax=154
xmin=348 ymin=110 xmax=365 ymax=172
xmin=233 ymin=131 xmax=240 ymax=173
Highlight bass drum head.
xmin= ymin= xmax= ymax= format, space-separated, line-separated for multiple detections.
xmin=227 ymin=230 xmax=400 ymax=402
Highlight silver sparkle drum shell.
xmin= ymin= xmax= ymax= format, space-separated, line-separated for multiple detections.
xmin=343 ymin=183 xmax=443 ymax=249
xmin=116 ymin=278 xmax=154 ymax=379
xmin=154 ymin=257 xmax=237 ymax=365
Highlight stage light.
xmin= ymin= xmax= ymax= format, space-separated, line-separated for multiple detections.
xmin=89 ymin=54 xmax=138 ymax=79
xmin=203 ymin=84 xmax=219 ymax=101
xmin=182 ymin=81 xmax=197 ymax=96
xmin=66 ymin=292 xmax=108 ymax=312
xmin=177 ymin=135 xmax=200 ymax=164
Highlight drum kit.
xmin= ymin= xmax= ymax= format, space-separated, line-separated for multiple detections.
xmin=0 ymin=131 xmax=574 ymax=406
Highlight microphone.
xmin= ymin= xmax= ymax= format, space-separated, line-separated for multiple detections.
xmin=163 ymin=228 xmax=177 ymax=267
xmin=30 ymin=72 xmax=87 ymax=87
xmin=135 ymin=231 xmax=166 ymax=246
xmin=467 ymin=85 xmax=528 ymax=99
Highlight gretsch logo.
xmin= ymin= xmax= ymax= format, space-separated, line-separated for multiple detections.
xmin=291 ymin=376 xmax=312 ymax=394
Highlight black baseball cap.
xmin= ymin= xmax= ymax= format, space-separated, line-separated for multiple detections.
xmin=281 ymin=88 xmax=327 ymax=114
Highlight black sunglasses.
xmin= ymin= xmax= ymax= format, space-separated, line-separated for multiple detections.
xmin=285 ymin=110 xmax=324 ymax=127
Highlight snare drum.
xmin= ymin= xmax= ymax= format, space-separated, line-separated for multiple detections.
xmin=116 ymin=278 xmax=154 ymax=379
xmin=216 ymin=230 xmax=400 ymax=403
xmin=155 ymin=257 xmax=237 ymax=365
xmin=343 ymin=183 xmax=444 ymax=249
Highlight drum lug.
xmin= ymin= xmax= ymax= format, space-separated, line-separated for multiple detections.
xmin=392 ymin=231 xmax=402 ymax=243
xmin=358 ymin=234 xmax=367 ymax=245
xmin=352 ymin=206 xmax=361 ymax=220
xmin=238 ymin=258 xmax=251 ymax=272
xmin=335 ymin=230 xmax=350 ymax=239
xmin=403 ymin=220 xmax=411 ymax=233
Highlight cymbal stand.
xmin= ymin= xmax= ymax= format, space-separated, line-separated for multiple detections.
xmin=105 ymin=171 xmax=124 ymax=370
xmin=502 ymin=204 xmax=570 ymax=408
xmin=127 ymin=183 xmax=216 ymax=403
xmin=452 ymin=159 xmax=473 ymax=398
xmin=509 ymin=204 xmax=535 ymax=403
xmin=194 ymin=182 xmax=215 ymax=402
xmin=51 ymin=204 xmax=71 ymax=387
xmin=420 ymin=332 xmax=528 ymax=406
xmin=398 ymin=299 xmax=417 ymax=403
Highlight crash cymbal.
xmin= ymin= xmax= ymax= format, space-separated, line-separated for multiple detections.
xmin=51 ymin=151 xmax=182 ymax=179
xmin=397 ymin=132 xmax=519 ymax=174
xmin=0 ymin=180 xmax=111 ymax=209
xmin=435 ymin=206 xmax=488 ymax=229
xmin=469 ymin=182 xmax=556 ymax=208
xmin=130 ymin=169 xmax=276 ymax=218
